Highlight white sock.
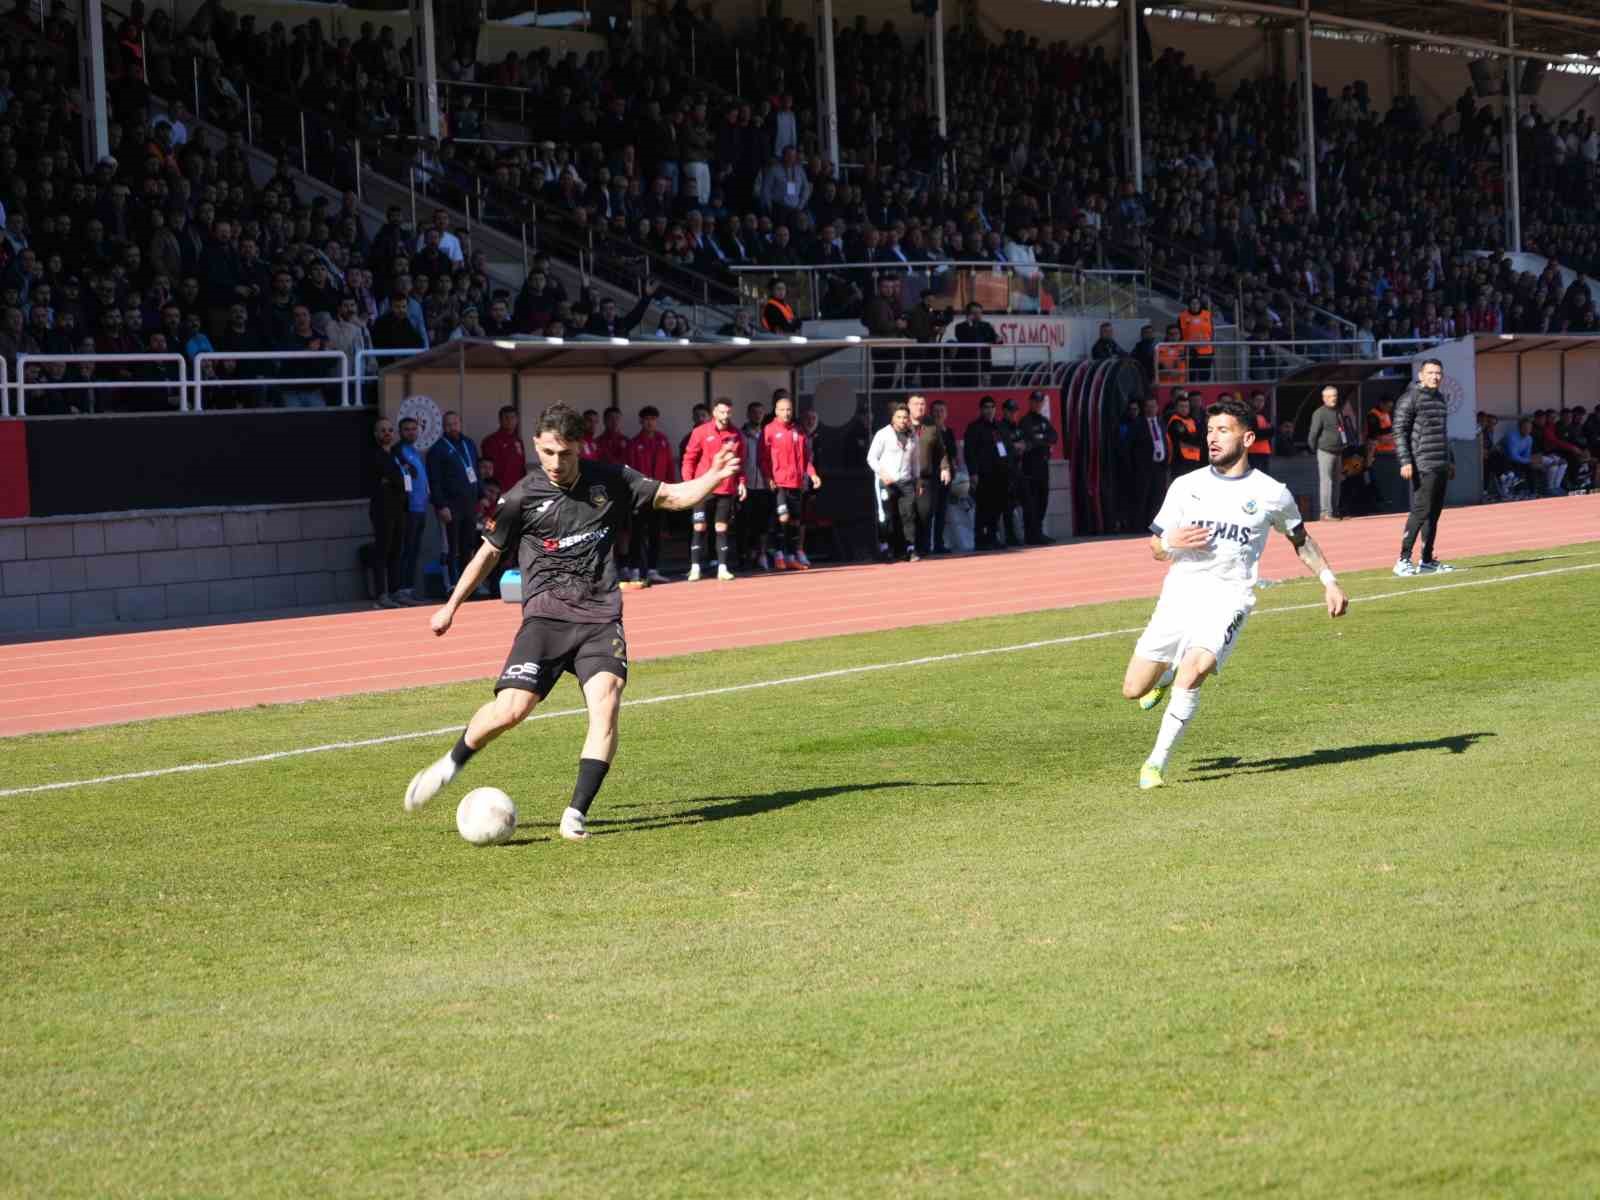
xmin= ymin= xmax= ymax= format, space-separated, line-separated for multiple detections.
xmin=1149 ymin=687 xmax=1199 ymax=770
xmin=1157 ymin=666 xmax=1176 ymax=689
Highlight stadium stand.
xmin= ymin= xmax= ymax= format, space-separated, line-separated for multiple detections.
xmin=8 ymin=0 xmax=1600 ymax=394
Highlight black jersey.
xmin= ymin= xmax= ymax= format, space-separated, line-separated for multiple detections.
xmin=484 ymin=459 xmax=661 ymax=622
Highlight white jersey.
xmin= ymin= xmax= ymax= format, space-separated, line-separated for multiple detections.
xmin=1150 ymin=465 xmax=1303 ymax=600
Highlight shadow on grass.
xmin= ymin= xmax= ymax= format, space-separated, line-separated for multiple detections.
xmin=585 ymin=780 xmax=984 ymax=836
xmin=1188 ymin=732 xmax=1494 ymax=779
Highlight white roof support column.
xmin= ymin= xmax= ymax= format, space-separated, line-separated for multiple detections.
xmin=77 ymin=0 xmax=109 ymax=168
xmin=814 ymin=0 xmax=841 ymax=174
xmin=1504 ymin=8 xmax=1522 ymax=253
xmin=1124 ymin=0 xmax=1143 ymax=192
xmin=1299 ymin=0 xmax=1317 ymax=215
xmin=412 ymin=0 xmax=442 ymax=141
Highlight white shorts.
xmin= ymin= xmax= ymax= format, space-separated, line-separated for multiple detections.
xmin=1133 ymin=590 xmax=1254 ymax=674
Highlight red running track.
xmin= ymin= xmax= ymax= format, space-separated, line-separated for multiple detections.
xmin=1 ymin=495 xmax=1595 ymax=737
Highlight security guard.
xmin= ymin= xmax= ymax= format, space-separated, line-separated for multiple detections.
xmin=1178 ymin=296 xmax=1214 ymax=382
xmin=1247 ymin=390 xmax=1273 ymax=468
xmin=998 ymin=397 xmax=1027 ymax=547
xmin=1017 ymin=389 xmax=1058 ymax=544
xmin=1155 ymin=321 xmax=1188 ymax=389
xmin=1165 ymin=392 xmax=1205 ymax=477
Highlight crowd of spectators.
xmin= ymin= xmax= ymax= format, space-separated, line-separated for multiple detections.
xmin=15 ymin=0 xmax=1600 ymax=416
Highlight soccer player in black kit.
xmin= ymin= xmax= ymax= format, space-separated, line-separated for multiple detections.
xmin=403 ymin=402 xmax=740 ymax=839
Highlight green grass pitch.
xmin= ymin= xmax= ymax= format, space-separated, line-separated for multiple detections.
xmin=3 ymin=544 xmax=1599 ymax=1198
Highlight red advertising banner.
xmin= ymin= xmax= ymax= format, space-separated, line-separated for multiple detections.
xmin=922 ymin=388 xmax=1065 ymax=459
xmin=0 ymin=421 xmax=29 ymax=518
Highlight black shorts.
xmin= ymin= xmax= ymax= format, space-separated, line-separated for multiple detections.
xmin=494 ymin=617 xmax=628 ymax=698
xmin=693 ymin=494 xmax=738 ymax=526
xmin=773 ymin=487 xmax=803 ymax=519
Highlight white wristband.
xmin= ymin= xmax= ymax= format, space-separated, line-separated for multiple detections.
xmin=1319 ymin=568 xmax=1338 ymax=587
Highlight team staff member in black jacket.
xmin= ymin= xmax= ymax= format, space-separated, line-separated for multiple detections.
xmin=963 ymin=395 xmax=1009 ymax=550
xmin=367 ymin=417 xmax=408 ymax=608
xmin=1393 ymin=358 xmax=1456 ymax=577
xmin=1018 ymin=389 xmax=1058 ymax=544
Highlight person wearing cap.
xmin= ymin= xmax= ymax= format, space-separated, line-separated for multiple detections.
xmin=996 ymin=397 xmax=1027 ymax=547
xmin=449 ymin=304 xmax=485 ymax=341
xmin=1019 ymin=390 xmax=1059 ymax=544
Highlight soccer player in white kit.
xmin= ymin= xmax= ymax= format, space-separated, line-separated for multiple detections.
xmin=1121 ymin=396 xmax=1350 ymax=789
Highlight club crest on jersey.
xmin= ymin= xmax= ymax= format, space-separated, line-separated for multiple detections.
xmin=588 ymin=485 xmax=610 ymax=509
xmin=1241 ymin=499 xmax=1260 ymax=515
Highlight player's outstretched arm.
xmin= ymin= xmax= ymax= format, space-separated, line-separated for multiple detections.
xmin=430 ymin=541 xmax=503 ymax=636
xmin=1285 ymin=525 xmax=1348 ymax=617
xmin=654 ymin=444 xmax=739 ymax=511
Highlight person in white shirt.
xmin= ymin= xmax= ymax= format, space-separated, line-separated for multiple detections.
xmin=865 ymin=401 xmax=923 ymax=562
xmin=1120 ymin=395 xmax=1349 ymax=790
xmin=418 ymin=209 xmax=465 ymax=266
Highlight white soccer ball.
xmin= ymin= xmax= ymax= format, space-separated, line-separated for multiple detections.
xmin=455 ymin=787 xmax=517 ymax=846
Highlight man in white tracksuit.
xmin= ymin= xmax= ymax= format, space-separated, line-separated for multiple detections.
xmin=866 ymin=401 xmax=922 ymax=563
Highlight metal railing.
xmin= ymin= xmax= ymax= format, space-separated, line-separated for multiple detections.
xmin=1150 ymin=339 xmax=1378 ymax=386
xmin=1377 ymin=336 xmax=1450 ymax=358
xmin=731 ymin=263 xmax=1145 ymax=322
xmin=193 ymin=351 xmax=350 ymax=410
xmin=795 ymin=340 xmax=1074 ymax=397
xmin=0 ymin=358 xmax=7 ymax=417
xmin=16 ymin=354 xmax=190 ymax=416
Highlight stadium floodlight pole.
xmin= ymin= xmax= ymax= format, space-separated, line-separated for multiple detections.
xmin=1124 ymin=0 xmax=1142 ymax=193
xmin=77 ymin=0 xmax=109 ymax=169
xmin=814 ymin=0 xmax=841 ymax=174
xmin=1299 ymin=0 xmax=1316 ymax=215
xmin=1505 ymin=8 xmax=1522 ymax=254
xmin=411 ymin=0 xmax=443 ymax=141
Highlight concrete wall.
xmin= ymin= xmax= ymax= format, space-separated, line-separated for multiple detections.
xmin=0 ymin=501 xmax=371 ymax=636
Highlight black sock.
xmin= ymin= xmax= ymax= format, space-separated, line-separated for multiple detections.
xmin=570 ymin=757 xmax=610 ymax=815
xmin=715 ymin=529 xmax=730 ymax=565
xmin=690 ymin=528 xmax=704 ymax=566
xmin=449 ymin=730 xmax=477 ymax=768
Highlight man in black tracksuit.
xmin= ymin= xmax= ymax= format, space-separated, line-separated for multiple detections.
xmin=1018 ymin=389 xmax=1058 ymax=544
xmin=1393 ymin=358 xmax=1455 ymax=576
xmin=963 ymin=396 xmax=1009 ymax=550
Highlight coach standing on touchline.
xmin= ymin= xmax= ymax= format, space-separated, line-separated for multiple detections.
xmin=1393 ymin=358 xmax=1456 ymax=577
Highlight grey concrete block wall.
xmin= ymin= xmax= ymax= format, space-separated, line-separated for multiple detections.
xmin=0 ymin=501 xmax=370 ymax=635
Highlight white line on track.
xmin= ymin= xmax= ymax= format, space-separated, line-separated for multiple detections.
xmin=2 ymin=560 xmax=1593 ymax=799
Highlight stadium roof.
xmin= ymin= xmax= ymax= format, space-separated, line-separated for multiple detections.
xmin=1138 ymin=0 xmax=1600 ymax=64
xmin=381 ymin=337 xmax=899 ymax=376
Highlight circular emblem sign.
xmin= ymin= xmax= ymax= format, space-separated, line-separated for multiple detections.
xmin=397 ymin=394 xmax=443 ymax=451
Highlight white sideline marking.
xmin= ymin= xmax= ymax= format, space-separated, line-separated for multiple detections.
xmin=3 ymin=561 xmax=1594 ymax=799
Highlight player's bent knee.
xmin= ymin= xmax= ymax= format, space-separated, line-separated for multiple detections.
xmin=494 ymin=687 xmax=539 ymax=725
xmin=1121 ymin=680 xmax=1144 ymax=701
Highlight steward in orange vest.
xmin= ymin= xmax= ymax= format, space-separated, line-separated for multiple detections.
xmin=761 ymin=281 xmax=802 ymax=334
xmin=1248 ymin=390 xmax=1273 ymax=462
xmin=1166 ymin=394 xmax=1205 ymax=474
xmin=1179 ymin=297 xmax=1215 ymax=381
xmin=1156 ymin=321 xmax=1188 ymax=386
xmin=1366 ymin=398 xmax=1397 ymax=454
